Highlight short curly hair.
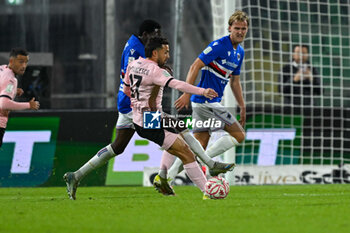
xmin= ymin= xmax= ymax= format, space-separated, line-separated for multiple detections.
xmin=145 ymin=37 xmax=168 ymax=58
xmin=9 ymin=48 xmax=28 ymax=58
xmin=138 ymin=19 xmax=161 ymax=36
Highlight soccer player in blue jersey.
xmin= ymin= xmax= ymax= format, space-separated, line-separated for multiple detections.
xmin=168 ymin=10 xmax=249 ymax=180
xmin=63 ymin=20 xmax=161 ymax=200
xmin=118 ymin=20 xmax=161 ymax=120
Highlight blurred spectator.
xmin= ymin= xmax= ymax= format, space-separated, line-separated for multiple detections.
xmin=279 ymin=45 xmax=321 ymax=106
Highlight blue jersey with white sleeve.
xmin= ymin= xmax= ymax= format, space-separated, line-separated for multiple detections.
xmin=191 ymin=35 xmax=245 ymax=103
xmin=118 ymin=35 xmax=145 ymax=114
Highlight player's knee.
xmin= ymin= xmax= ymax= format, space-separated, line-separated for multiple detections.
xmin=228 ymin=131 xmax=245 ymax=144
xmin=110 ymin=142 xmax=126 ymax=155
xmin=194 ymin=133 xmax=209 ymax=149
xmin=236 ymin=131 xmax=245 ymax=143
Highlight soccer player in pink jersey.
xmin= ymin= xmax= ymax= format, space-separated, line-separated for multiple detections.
xmin=0 ymin=48 xmax=40 ymax=147
xmin=123 ymin=36 xmax=228 ymax=198
xmin=63 ymin=20 xmax=165 ymax=200
xmin=63 ymin=21 xmax=234 ymax=200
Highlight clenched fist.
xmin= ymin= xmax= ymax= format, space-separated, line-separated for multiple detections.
xmin=29 ymin=98 xmax=40 ymax=110
xmin=203 ymin=88 xmax=218 ymax=100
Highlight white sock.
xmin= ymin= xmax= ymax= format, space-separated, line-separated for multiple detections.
xmin=168 ymin=134 xmax=240 ymax=181
xmin=181 ymin=130 xmax=215 ymax=168
xmin=167 ymin=158 xmax=184 ymax=181
xmin=74 ymin=144 xmax=116 ymax=181
xmin=206 ymin=135 xmax=239 ymax=158
xmin=158 ymin=170 xmax=167 ymax=179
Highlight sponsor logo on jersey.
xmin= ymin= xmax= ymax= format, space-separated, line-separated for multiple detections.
xmin=225 ymin=61 xmax=238 ymax=69
xmin=203 ymin=46 xmax=212 ymax=55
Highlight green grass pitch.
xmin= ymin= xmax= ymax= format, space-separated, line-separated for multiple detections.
xmin=0 ymin=184 xmax=349 ymax=233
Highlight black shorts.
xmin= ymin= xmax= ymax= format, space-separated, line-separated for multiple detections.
xmin=134 ymin=120 xmax=178 ymax=148
xmin=0 ymin=128 xmax=5 ymax=147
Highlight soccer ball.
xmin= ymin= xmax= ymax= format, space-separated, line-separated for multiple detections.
xmin=204 ymin=176 xmax=230 ymax=199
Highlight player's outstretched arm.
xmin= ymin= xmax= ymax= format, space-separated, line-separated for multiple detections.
xmin=0 ymin=97 xmax=39 ymax=111
xmin=167 ymin=79 xmax=218 ymax=100
xmin=203 ymin=88 xmax=218 ymax=99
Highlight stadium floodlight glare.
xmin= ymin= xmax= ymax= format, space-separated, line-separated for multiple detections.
xmin=6 ymin=0 xmax=24 ymax=5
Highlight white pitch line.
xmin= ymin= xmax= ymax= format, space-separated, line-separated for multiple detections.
xmin=282 ymin=193 xmax=349 ymax=197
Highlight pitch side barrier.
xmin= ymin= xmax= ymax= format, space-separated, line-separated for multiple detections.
xmin=1 ymin=107 xmax=349 ymax=187
xmin=108 ymin=105 xmax=350 ymax=186
xmin=0 ymin=109 xmax=116 ymax=187
xmin=242 ymin=105 xmax=350 ymax=164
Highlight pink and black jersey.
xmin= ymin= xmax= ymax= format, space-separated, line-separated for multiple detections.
xmin=124 ymin=57 xmax=205 ymax=127
xmin=0 ymin=65 xmax=29 ymax=128
xmin=124 ymin=58 xmax=171 ymax=126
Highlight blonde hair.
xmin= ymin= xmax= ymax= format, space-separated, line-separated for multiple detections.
xmin=228 ymin=10 xmax=249 ymax=27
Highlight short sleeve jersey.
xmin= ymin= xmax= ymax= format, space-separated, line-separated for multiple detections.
xmin=191 ymin=35 xmax=245 ymax=103
xmin=124 ymin=58 xmax=172 ymax=126
xmin=118 ymin=35 xmax=146 ymax=114
xmin=0 ymin=65 xmax=18 ymax=128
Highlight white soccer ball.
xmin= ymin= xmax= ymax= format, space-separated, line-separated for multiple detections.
xmin=204 ymin=176 xmax=230 ymax=199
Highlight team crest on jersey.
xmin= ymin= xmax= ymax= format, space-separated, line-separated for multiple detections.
xmin=5 ymin=84 xmax=14 ymax=93
xmin=237 ymin=53 xmax=241 ymax=60
xmin=163 ymin=70 xmax=171 ymax=77
xmin=203 ymin=46 xmax=212 ymax=54
xmin=128 ymin=57 xmax=135 ymax=65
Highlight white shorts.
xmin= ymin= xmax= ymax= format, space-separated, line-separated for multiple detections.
xmin=191 ymin=102 xmax=237 ymax=133
xmin=116 ymin=111 xmax=134 ymax=129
